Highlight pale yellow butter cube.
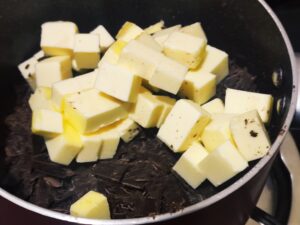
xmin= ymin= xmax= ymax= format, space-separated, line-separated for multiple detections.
xmin=95 ymin=62 xmax=142 ymax=102
xmin=136 ymin=33 xmax=162 ymax=52
xmin=149 ymin=55 xmax=188 ymax=94
xmin=163 ymin=31 xmax=207 ymax=69
xmin=157 ymin=99 xmax=211 ymax=152
xmin=180 ymin=71 xmax=216 ymax=104
xmin=98 ymin=40 xmax=127 ymax=67
xmin=74 ymin=34 xmax=100 ymax=70
xmin=35 ymin=56 xmax=72 ymax=88
xmin=153 ymin=25 xmax=181 ymax=46
xmin=32 ymin=109 xmax=63 ymax=138
xmin=173 ymin=142 xmax=208 ymax=189
xmin=144 ymin=20 xmax=165 ymax=34
xmin=46 ymin=122 xmax=83 ymax=165
xmin=76 ymin=134 xmax=102 ymax=163
xmin=180 ymin=22 xmax=207 ymax=41
xmin=116 ymin=21 xmax=143 ymax=42
xmin=118 ymin=40 xmax=159 ymax=80
xmin=18 ymin=57 xmax=38 ymax=90
xmin=52 ymin=70 xmax=97 ymax=110
xmin=129 ymin=89 xmax=164 ymax=128
xmin=70 ymin=191 xmax=110 ymax=219
xmin=201 ymin=114 xmax=235 ymax=152
xmin=198 ymin=45 xmax=229 ymax=82
xmin=41 ymin=21 xmax=78 ymax=56
xmin=98 ymin=130 xmax=120 ymax=159
xmin=29 ymin=87 xmax=53 ymax=111
xmin=225 ymin=88 xmax=274 ymax=123
xmin=230 ymin=110 xmax=271 ymax=161
xmin=115 ymin=118 xmax=140 ymax=143
xmin=201 ymin=98 xmax=224 ymax=114
xmin=64 ymin=89 xmax=128 ymax=134
xmin=199 ymin=141 xmax=248 ymax=187
xmin=90 ymin=25 xmax=115 ymax=51
xmin=153 ymin=95 xmax=176 ymax=128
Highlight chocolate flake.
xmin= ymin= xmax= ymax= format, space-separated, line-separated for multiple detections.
xmin=250 ymin=130 xmax=258 ymax=137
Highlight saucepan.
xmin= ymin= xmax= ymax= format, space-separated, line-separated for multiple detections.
xmin=0 ymin=0 xmax=297 ymax=225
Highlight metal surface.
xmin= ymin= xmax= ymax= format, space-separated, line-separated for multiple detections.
xmin=0 ymin=1 xmax=297 ymax=225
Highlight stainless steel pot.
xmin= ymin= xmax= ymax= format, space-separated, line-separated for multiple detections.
xmin=0 ymin=0 xmax=297 ymax=224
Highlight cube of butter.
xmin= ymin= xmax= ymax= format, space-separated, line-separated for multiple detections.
xmin=52 ymin=70 xmax=97 ymax=110
xmin=144 ymin=20 xmax=165 ymax=35
xmin=198 ymin=45 xmax=229 ymax=82
xmin=199 ymin=141 xmax=248 ymax=186
xmin=153 ymin=95 xmax=176 ymax=128
xmin=129 ymin=88 xmax=164 ymax=128
xmin=98 ymin=40 xmax=127 ymax=67
xmin=98 ymin=130 xmax=120 ymax=160
xmin=76 ymin=134 xmax=102 ymax=163
xmin=90 ymin=25 xmax=115 ymax=51
xmin=35 ymin=56 xmax=72 ymax=88
xmin=95 ymin=62 xmax=142 ymax=102
xmin=180 ymin=71 xmax=216 ymax=104
xmin=74 ymin=34 xmax=100 ymax=70
xmin=173 ymin=142 xmax=208 ymax=189
xmin=46 ymin=122 xmax=83 ymax=165
xmin=157 ymin=99 xmax=211 ymax=152
xmin=201 ymin=114 xmax=235 ymax=152
xmin=163 ymin=31 xmax=207 ymax=69
xmin=31 ymin=109 xmax=63 ymax=138
xmin=180 ymin=22 xmax=207 ymax=41
xmin=41 ymin=21 xmax=78 ymax=56
xmin=149 ymin=54 xmax=188 ymax=94
xmin=230 ymin=110 xmax=271 ymax=161
xmin=29 ymin=87 xmax=53 ymax=111
xmin=64 ymin=89 xmax=128 ymax=134
xmin=136 ymin=33 xmax=162 ymax=52
xmin=115 ymin=118 xmax=140 ymax=143
xmin=18 ymin=56 xmax=38 ymax=90
xmin=225 ymin=88 xmax=274 ymax=123
xmin=70 ymin=191 xmax=110 ymax=219
xmin=201 ymin=98 xmax=225 ymax=114
xmin=153 ymin=25 xmax=181 ymax=46
xmin=116 ymin=21 xmax=143 ymax=42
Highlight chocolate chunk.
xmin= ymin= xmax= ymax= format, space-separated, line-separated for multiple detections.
xmin=250 ymin=130 xmax=258 ymax=137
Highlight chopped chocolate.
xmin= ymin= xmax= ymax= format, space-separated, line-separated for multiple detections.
xmin=250 ymin=130 xmax=258 ymax=137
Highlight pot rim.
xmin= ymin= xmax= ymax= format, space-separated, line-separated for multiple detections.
xmin=0 ymin=0 xmax=298 ymax=224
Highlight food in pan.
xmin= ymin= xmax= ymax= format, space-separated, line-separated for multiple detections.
xmin=13 ymin=20 xmax=274 ymax=219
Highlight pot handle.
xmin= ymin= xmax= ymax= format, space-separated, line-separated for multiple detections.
xmin=251 ymin=207 xmax=283 ymax=225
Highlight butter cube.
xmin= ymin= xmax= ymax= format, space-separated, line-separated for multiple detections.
xmin=29 ymin=87 xmax=53 ymax=111
xmin=144 ymin=20 xmax=165 ymax=34
xmin=153 ymin=25 xmax=181 ymax=46
xmin=98 ymin=40 xmax=127 ymax=67
xmin=35 ymin=56 xmax=72 ymax=88
xmin=76 ymin=134 xmax=102 ymax=163
xmin=52 ymin=70 xmax=97 ymax=110
xmin=41 ymin=21 xmax=78 ymax=56
xmin=115 ymin=118 xmax=140 ymax=143
xmin=173 ymin=142 xmax=208 ymax=188
xmin=202 ymin=98 xmax=224 ymax=114
xmin=18 ymin=57 xmax=38 ymax=90
xmin=116 ymin=21 xmax=143 ymax=42
xmin=74 ymin=34 xmax=100 ymax=69
xmin=149 ymin=55 xmax=188 ymax=94
xmin=33 ymin=50 xmax=46 ymax=60
xmin=198 ymin=45 xmax=229 ymax=82
xmin=230 ymin=110 xmax=271 ymax=161
xmin=163 ymin=31 xmax=207 ymax=69
xmin=70 ymin=191 xmax=110 ymax=219
xmin=64 ymin=89 xmax=128 ymax=133
xmin=95 ymin=62 xmax=142 ymax=102
xmin=153 ymin=95 xmax=176 ymax=128
xmin=129 ymin=89 xmax=164 ymax=128
xmin=99 ymin=130 xmax=120 ymax=159
xmin=118 ymin=40 xmax=158 ymax=80
xmin=90 ymin=25 xmax=115 ymax=51
xmin=199 ymin=141 xmax=248 ymax=186
xmin=180 ymin=22 xmax=207 ymax=41
xmin=157 ymin=99 xmax=211 ymax=152
xmin=180 ymin=71 xmax=216 ymax=104
xmin=46 ymin=122 xmax=83 ymax=165
xmin=225 ymin=88 xmax=274 ymax=123
xmin=201 ymin=114 xmax=235 ymax=152
xmin=136 ymin=33 xmax=162 ymax=52
xmin=32 ymin=109 xmax=63 ymax=138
